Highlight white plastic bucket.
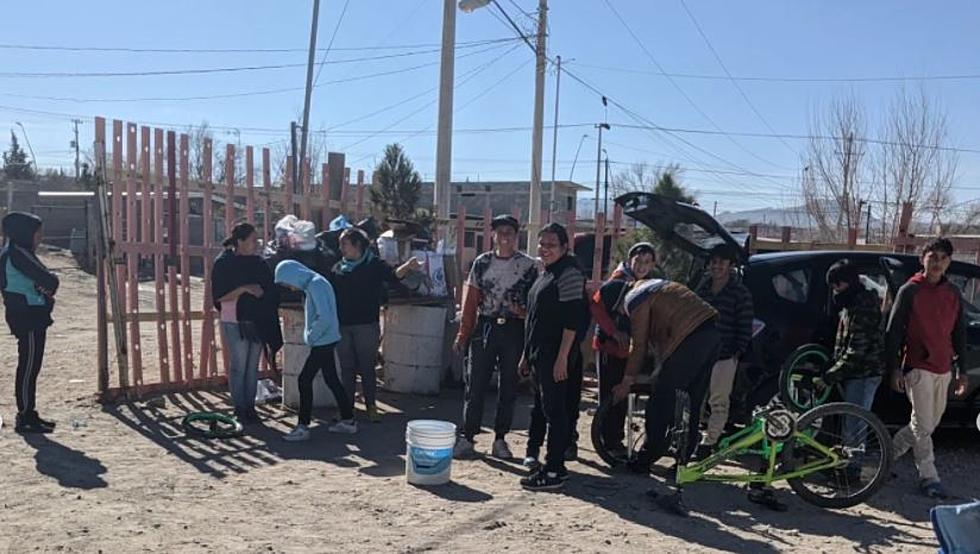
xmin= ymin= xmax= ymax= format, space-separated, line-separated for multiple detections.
xmin=405 ymin=420 xmax=456 ymax=486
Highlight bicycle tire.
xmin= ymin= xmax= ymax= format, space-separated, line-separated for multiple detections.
xmin=181 ymin=412 xmax=244 ymax=439
xmin=778 ymin=344 xmax=833 ymax=413
xmin=785 ymin=402 xmax=892 ymax=509
xmin=590 ymin=398 xmax=637 ymax=467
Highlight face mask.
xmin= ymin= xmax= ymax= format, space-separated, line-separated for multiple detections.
xmin=832 ymin=286 xmax=859 ymax=309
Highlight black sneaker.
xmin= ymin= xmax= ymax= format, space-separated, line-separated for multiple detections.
xmin=15 ymin=414 xmax=52 ymax=434
xmin=31 ymin=412 xmax=56 ymax=429
xmin=564 ymin=442 xmax=579 ymax=462
xmin=520 ymin=471 xmax=564 ymax=491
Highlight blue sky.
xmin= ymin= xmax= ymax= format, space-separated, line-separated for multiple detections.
xmin=2 ymin=0 xmax=979 ymax=214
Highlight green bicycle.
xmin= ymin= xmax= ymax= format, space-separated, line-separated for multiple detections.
xmin=667 ymin=390 xmax=893 ymax=510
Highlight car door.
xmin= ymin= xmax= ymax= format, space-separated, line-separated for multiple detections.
xmin=942 ymin=264 xmax=980 ymax=403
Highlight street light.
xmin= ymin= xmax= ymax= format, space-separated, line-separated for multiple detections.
xmin=14 ymin=122 xmax=39 ymax=173
xmin=569 ymin=133 xmax=589 ymax=182
xmin=458 ymin=0 xmax=491 ymax=13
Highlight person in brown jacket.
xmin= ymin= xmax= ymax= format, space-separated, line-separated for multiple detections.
xmin=612 ymin=279 xmax=719 ymax=472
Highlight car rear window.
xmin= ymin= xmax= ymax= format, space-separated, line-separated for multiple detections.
xmin=772 ymin=269 xmax=810 ymax=304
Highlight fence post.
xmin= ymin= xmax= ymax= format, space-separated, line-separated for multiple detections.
xmin=593 ymin=211 xmax=606 ymax=283
xmin=179 ymin=134 xmax=195 ymax=380
xmin=126 ymin=123 xmax=143 ymax=389
xmin=246 ymin=146 xmax=255 ymax=224
xmin=225 ymin=144 xmax=235 ymax=237
xmin=154 ymin=128 xmax=170 ymax=384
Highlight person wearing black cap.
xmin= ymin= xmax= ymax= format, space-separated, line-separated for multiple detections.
xmin=453 ymin=214 xmax=538 ymax=459
xmin=695 ymin=243 xmax=753 ymax=454
xmin=1 ymin=211 xmax=60 ymax=433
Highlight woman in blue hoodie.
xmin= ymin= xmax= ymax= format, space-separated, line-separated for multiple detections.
xmin=275 ymin=260 xmax=356 ymax=441
xmin=1 ymin=212 xmax=59 ymax=433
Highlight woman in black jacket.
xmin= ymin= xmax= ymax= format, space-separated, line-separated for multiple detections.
xmin=330 ymin=227 xmax=419 ymax=421
xmin=211 ymin=223 xmax=282 ymax=423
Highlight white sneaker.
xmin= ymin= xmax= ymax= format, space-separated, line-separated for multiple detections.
xmin=283 ymin=424 xmax=310 ymax=442
xmin=453 ymin=436 xmax=476 ymax=458
xmin=491 ymin=438 xmax=513 ymax=460
xmin=328 ymin=419 xmax=358 ymax=434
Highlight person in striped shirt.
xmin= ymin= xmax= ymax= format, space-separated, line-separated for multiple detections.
xmin=695 ymin=243 xmax=754 ymax=456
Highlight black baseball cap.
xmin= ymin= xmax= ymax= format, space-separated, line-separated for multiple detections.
xmin=491 ymin=215 xmax=520 ymax=232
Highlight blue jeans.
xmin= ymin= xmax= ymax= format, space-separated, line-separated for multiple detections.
xmin=842 ymin=375 xmax=882 ymax=451
xmin=222 ymin=322 xmax=262 ymax=416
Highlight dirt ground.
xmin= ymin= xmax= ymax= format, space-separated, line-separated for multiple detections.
xmin=1 ymin=251 xmax=978 ymax=553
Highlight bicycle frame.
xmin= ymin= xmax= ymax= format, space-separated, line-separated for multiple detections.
xmin=676 ymin=420 xmax=846 ymax=486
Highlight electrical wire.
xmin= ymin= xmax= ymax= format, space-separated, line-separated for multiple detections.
xmin=678 ymin=0 xmax=796 ymax=155
xmin=0 ymin=36 xmax=524 ymax=54
xmin=573 ymin=63 xmax=980 ymax=83
xmin=600 ymin=0 xmax=789 ymax=171
xmin=311 ymin=0 xmax=352 ymax=89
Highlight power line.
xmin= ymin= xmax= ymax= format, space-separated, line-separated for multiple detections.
xmin=575 ymin=63 xmax=980 ymax=83
xmin=0 ymin=42 xmax=512 ymax=103
xmin=0 ymin=42 xmax=509 ymax=79
xmin=600 ymin=0 xmax=788 ymax=171
xmin=311 ymin=0 xmax=352 ymax=89
xmin=0 ymin=36 xmax=524 ymax=54
xmin=678 ymin=0 xmax=796 ymax=155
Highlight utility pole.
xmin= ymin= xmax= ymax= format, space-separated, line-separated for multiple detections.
xmin=594 ymin=123 xmax=609 ymax=218
xmin=434 ymin=0 xmax=457 ymax=243
xmin=290 ymin=121 xmax=299 ymax=194
xmin=14 ymin=122 xmax=38 ymax=174
xmin=865 ymin=200 xmax=872 ymax=243
xmin=298 ymin=0 xmax=321 ymax=199
xmin=602 ymin=152 xmax=610 ymax=214
xmin=71 ymin=119 xmax=82 ymax=181
xmin=526 ymin=0 xmax=548 ymax=250
xmin=548 ymin=55 xmax=561 ymax=223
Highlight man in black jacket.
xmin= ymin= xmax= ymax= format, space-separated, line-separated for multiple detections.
xmin=1 ymin=212 xmax=60 ymax=433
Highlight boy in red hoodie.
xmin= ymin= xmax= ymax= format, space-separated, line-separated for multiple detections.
xmin=884 ymin=238 xmax=969 ymax=499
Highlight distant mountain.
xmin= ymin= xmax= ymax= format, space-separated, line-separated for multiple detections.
xmin=716 ymin=203 xmax=881 ymax=230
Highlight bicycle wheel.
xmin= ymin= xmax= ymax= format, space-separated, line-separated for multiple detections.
xmin=779 ymin=344 xmax=833 ymax=413
xmin=590 ymin=394 xmax=647 ymax=467
xmin=182 ymin=412 xmax=245 ymax=439
xmin=784 ymin=402 xmax=892 ymax=509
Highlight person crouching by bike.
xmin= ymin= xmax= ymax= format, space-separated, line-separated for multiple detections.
xmin=590 ymin=242 xmax=656 ymax=458
xmin=612 ymin=279 xmax=719 ymax=473
xmin=519 ymin=223 xmax=588 ymax=491
xmin=695 ymin=243 xmax=753 ymax=458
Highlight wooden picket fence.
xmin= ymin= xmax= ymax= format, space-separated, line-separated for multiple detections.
xmin=93 ymin=117 xmax=369 ymax=401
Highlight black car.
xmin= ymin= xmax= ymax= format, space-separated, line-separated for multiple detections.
xmin=617 ymin=191 xmax=980 ymax=428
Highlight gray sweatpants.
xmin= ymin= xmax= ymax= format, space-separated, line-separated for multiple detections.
xmin=338 ymin=323 xmax=382 ymax=407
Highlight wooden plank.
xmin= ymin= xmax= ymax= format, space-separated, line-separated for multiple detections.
xmin=301 ymin=157 xmax=311 ymax=221
xmin=94 ymin=117 xmax=109 ymax=394
xmin=201 ymin=138 xmax=219 ymax=378
xmin=456 ymin=206 xmax=466 ymax=303
xmin=262 ymin=148 xmax=272 ymax=244
xmin=225 ymin=144 xmax=235 ymax=237
xmin=140 ymin=127 xmax=151 ymax=246
xmin=179 ymin=134 xmax=195 ymax=380
xmin=482 ymin=206 xmax=492 ymax=253
xmin=166 ymin=131 xmax=183 ymax=383
xmin=111 ymin=120 xmax=127 ymax=320
xmin=355 ymin=171 xmax=366 ymax=220
xmin=245 ymin=146 xmax=255 ymax=224
xmin=110 ymin=311 xmax=209 ymax=323
xmin=610 ymin=203 xmax=622 ymax=258
xmin=593 ymin=211 xmax=606 ymax=282
xmin=126 ymin=122 xmax=143 ymax=388
xmin=153 ymin=128 xmax=170 ymax=384
xmin=285 ymin=155 xmax=294 ymax=217
xmin=320 ymin=164 xmax=330 ymax=230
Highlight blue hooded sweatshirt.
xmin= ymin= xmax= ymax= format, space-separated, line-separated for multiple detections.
xmin=274 ymin=260 xmax=341 ymax=347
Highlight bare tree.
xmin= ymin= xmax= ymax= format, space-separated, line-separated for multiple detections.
xmin=187 ymin=121 xmax=213 ymax=183
xmin=875 ymin=88 xmax=957 ymax=237
xmin=801 ymin=95 xmax=868 ymax=241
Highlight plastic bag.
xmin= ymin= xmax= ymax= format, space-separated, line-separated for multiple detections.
xmin=255 ymin=378 xmax=282 ymax=404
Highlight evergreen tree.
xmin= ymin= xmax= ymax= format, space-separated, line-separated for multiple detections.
xmin=370 ymin=143 xmax=430 ymax=228
xmin=3 ymin=132 xmax=34 ymax=180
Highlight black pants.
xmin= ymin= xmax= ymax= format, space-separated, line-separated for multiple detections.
xmin=462 ymin=318 xmax=522 ymax=440
xmin=527 ymin=348 xmax=583 ymax=472
xmin=298 ymin=344 xmax=353 ymax=426
xmin=641 ymin=322 xmax=720 ymax=462
xmin=15 ymin=328 xmax=47 ymax=417
xmin=598 ymin=352 xmax=628 ymax=446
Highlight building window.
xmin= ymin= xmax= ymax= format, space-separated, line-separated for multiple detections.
xmin=464 ymin=231 xmax=474 ymax=248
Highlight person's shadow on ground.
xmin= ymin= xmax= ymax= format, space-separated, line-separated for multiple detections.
xmin=22 ymin=433 xmax=108 ymax=490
